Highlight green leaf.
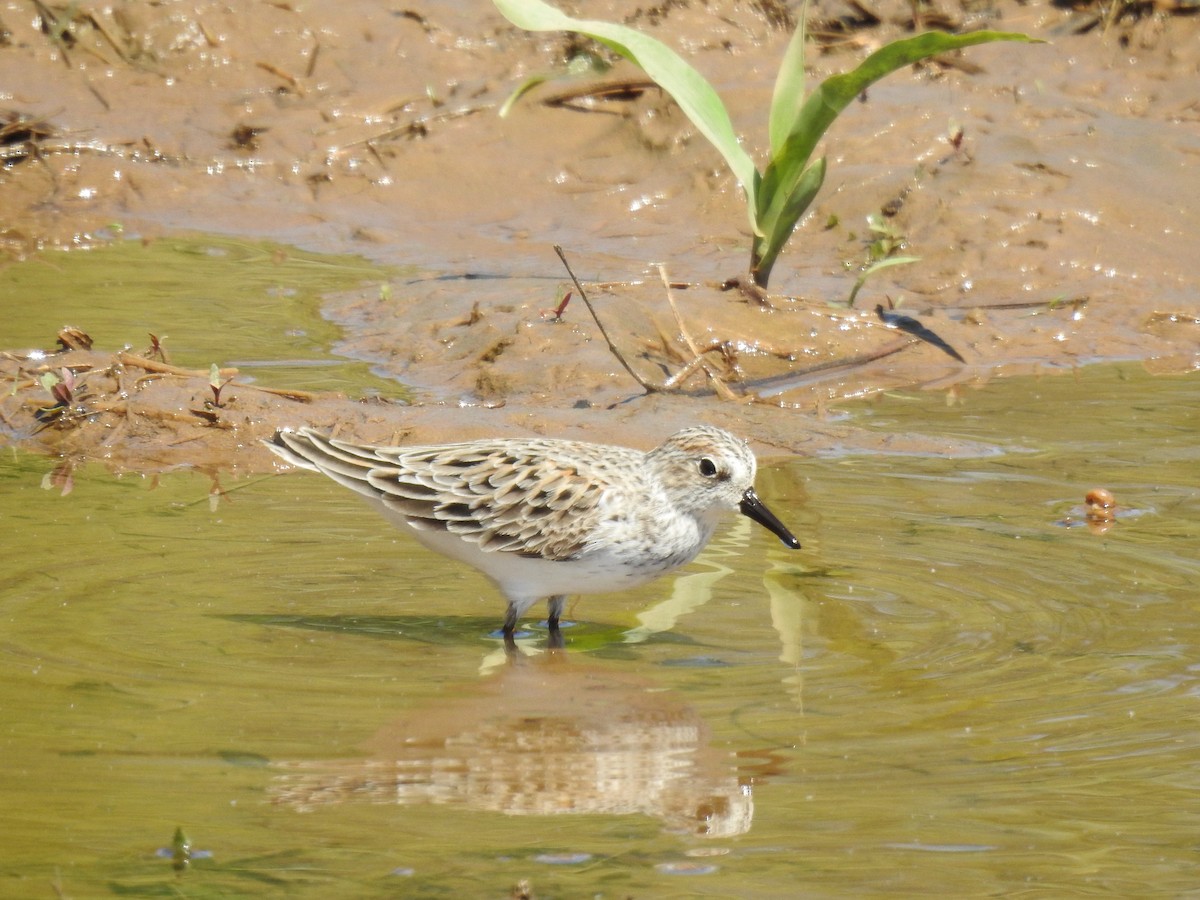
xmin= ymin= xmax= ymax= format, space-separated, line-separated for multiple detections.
xmin=499 ymin=72 xmax=553 ymax=118
xmin=499 ymin=52 xmax=609 ymax=118
xmin=493 ymin=0 xmax=758 ymax=213
xmin=497 ymin=0 xmax=1038 ymax=289
xmin=847 ymin=255 xmax=921 ymax=308
xmin=768 ymin=4 xmax=809 ymax=158
xmin=751 ymin=157 xmax=826 ymax=286
xmin=753 ymin=29 xmax=1038 ymax=285
xmin=760 ymin=30 xmax=1037 ymax=229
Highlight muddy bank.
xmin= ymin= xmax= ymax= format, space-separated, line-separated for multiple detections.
xmin=1 ymin=0 xmax=1197 ymax=469
xmin=0 ymin=329 xmax=1007 ymax=474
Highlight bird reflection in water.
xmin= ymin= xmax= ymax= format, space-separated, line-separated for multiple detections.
xmin=270 ymin=653 xmax=756 ymax=837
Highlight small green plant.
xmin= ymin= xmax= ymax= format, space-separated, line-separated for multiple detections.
xmin=499 ymin=50 xmax=610 ymax=118
xmin=34 ymin=367 xmax=88 ymax=426
xmin=846 ymin=255 xmax=920 ymax=309
xmin=540 ymin=289 xmax=572 ymax=323
xmin=865 ymin=212 xmax=907 ymax=262
xmin=495 ymin=0 xmax=1037 ymax=289
xmin=40 ymin=368 xmax=75 ymax=406
xmin=146 ymin=332 xmax=168 ymax=362
xmin=208 ymin=363 xmax=234 ymax=408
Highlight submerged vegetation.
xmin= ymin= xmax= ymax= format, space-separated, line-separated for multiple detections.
xmin=495 ymin=0 xmax=1037 ymax=289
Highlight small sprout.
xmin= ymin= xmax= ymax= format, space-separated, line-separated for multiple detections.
xmin=540 ymin=290 xmax=572 ymax=323
xmin=208 ymin=364 xmax=234 ymax=408
xmin=171 ymin=826 xmax=191 ymax=872
xmin=947 ymin=119 xmax=965 ymax=152
xmin=845 ymin=256 xmax=920 ymax=308
xmin=39 ymin=371 xmax=62 ymax=400
xmin=155 ymin=825 xmax=212 ymax=873
xmin=866 ymin=212 xmax=907 ymax=261
xmin=34 ymin=369 xmax=86 ymax=425
xmin=146 ymin=333 xmax=169 ymax=362
xmin=33 ymin=368 xmax=93 ymax=429
xmin=38 ymin=368 xmax=77 ymax=405
xmin=53 ymin=367 xmax=75 ymax=404
xmin=824 ymin=213 xmax=839 ymax=230
xmin=379 ymin=283 xmax=392 ymax=302
xmin=499 ymin=49 xmax=609 ymax=117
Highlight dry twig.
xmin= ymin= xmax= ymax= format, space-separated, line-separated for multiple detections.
xmin=553 ymin=244 xmax=663 ymax=394
xmin=656 ymin=265 xmax=742 ymax=401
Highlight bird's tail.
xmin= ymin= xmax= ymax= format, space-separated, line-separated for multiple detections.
xmin=265 ymin=428 xmax=384 ymax=501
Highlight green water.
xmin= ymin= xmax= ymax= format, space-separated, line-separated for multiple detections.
xmin=0 ymin=236 xmax=404 ymax=396
xmin=1 ymin=364 xmax=1197 ymax=897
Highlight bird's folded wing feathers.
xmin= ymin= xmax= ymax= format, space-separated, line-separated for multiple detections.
xmin=366 ymin=447 xmax=604 ymax=560
xmin=280 ymin=429 xmax=607 ymax=561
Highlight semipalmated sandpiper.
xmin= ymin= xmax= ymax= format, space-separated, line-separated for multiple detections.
xmin=267 ymin=425 xmax=800 ymax=645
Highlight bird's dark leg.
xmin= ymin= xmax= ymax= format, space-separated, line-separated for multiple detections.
xmin=503 ymin=603 xmax=519 ymax=653
xmin=547 ymin=596 xmax=565 ymax=632
xmin=546 ymin=595 xmax=566 ymax=650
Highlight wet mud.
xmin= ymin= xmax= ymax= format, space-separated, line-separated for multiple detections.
xmin=1 ymin=0 xmax=1197 ymax=470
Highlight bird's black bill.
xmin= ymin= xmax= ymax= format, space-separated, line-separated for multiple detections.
xmin=739 ymin=488 xmax=801 ymax=549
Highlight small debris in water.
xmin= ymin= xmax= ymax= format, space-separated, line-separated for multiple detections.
xmin=1080 ymin=487 xmax=1117 ymax=534
xmin=1055 ymin=486 xmax=1140 ymax=535
xmin=1085 ymin=487 xmax=1116 ymax=517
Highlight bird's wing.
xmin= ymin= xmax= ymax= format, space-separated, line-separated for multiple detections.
xmin=366 ymin=439 xmax=612 ymax=560
xmin=273 ymin=429 xmax=611 ymax=561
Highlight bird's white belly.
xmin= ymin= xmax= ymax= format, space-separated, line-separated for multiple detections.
xmin=380 ymin=501 xmax=707 ymax=600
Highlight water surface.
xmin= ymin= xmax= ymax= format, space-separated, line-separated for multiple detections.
xmin=1 ymin=236 xmax=401 ymax=395
xmin=1 ymin=364 xmax=1197 ymax=897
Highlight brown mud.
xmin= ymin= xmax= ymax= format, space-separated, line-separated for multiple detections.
xmin=1 ymin=0 xmax=1197 ymax=471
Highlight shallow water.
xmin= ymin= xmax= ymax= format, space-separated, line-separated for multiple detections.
xmin=1 ymin=364 xmax=1198 ymax=897
xmin=0 ymin=236 xmax=402 ymax=395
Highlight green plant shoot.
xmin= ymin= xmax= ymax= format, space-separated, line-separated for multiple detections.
xmin=494 ymin=0 xmax=1038 ymax=288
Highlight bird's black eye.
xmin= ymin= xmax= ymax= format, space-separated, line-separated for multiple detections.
xmin=698 ymin=457 xmax=718 ymax=478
